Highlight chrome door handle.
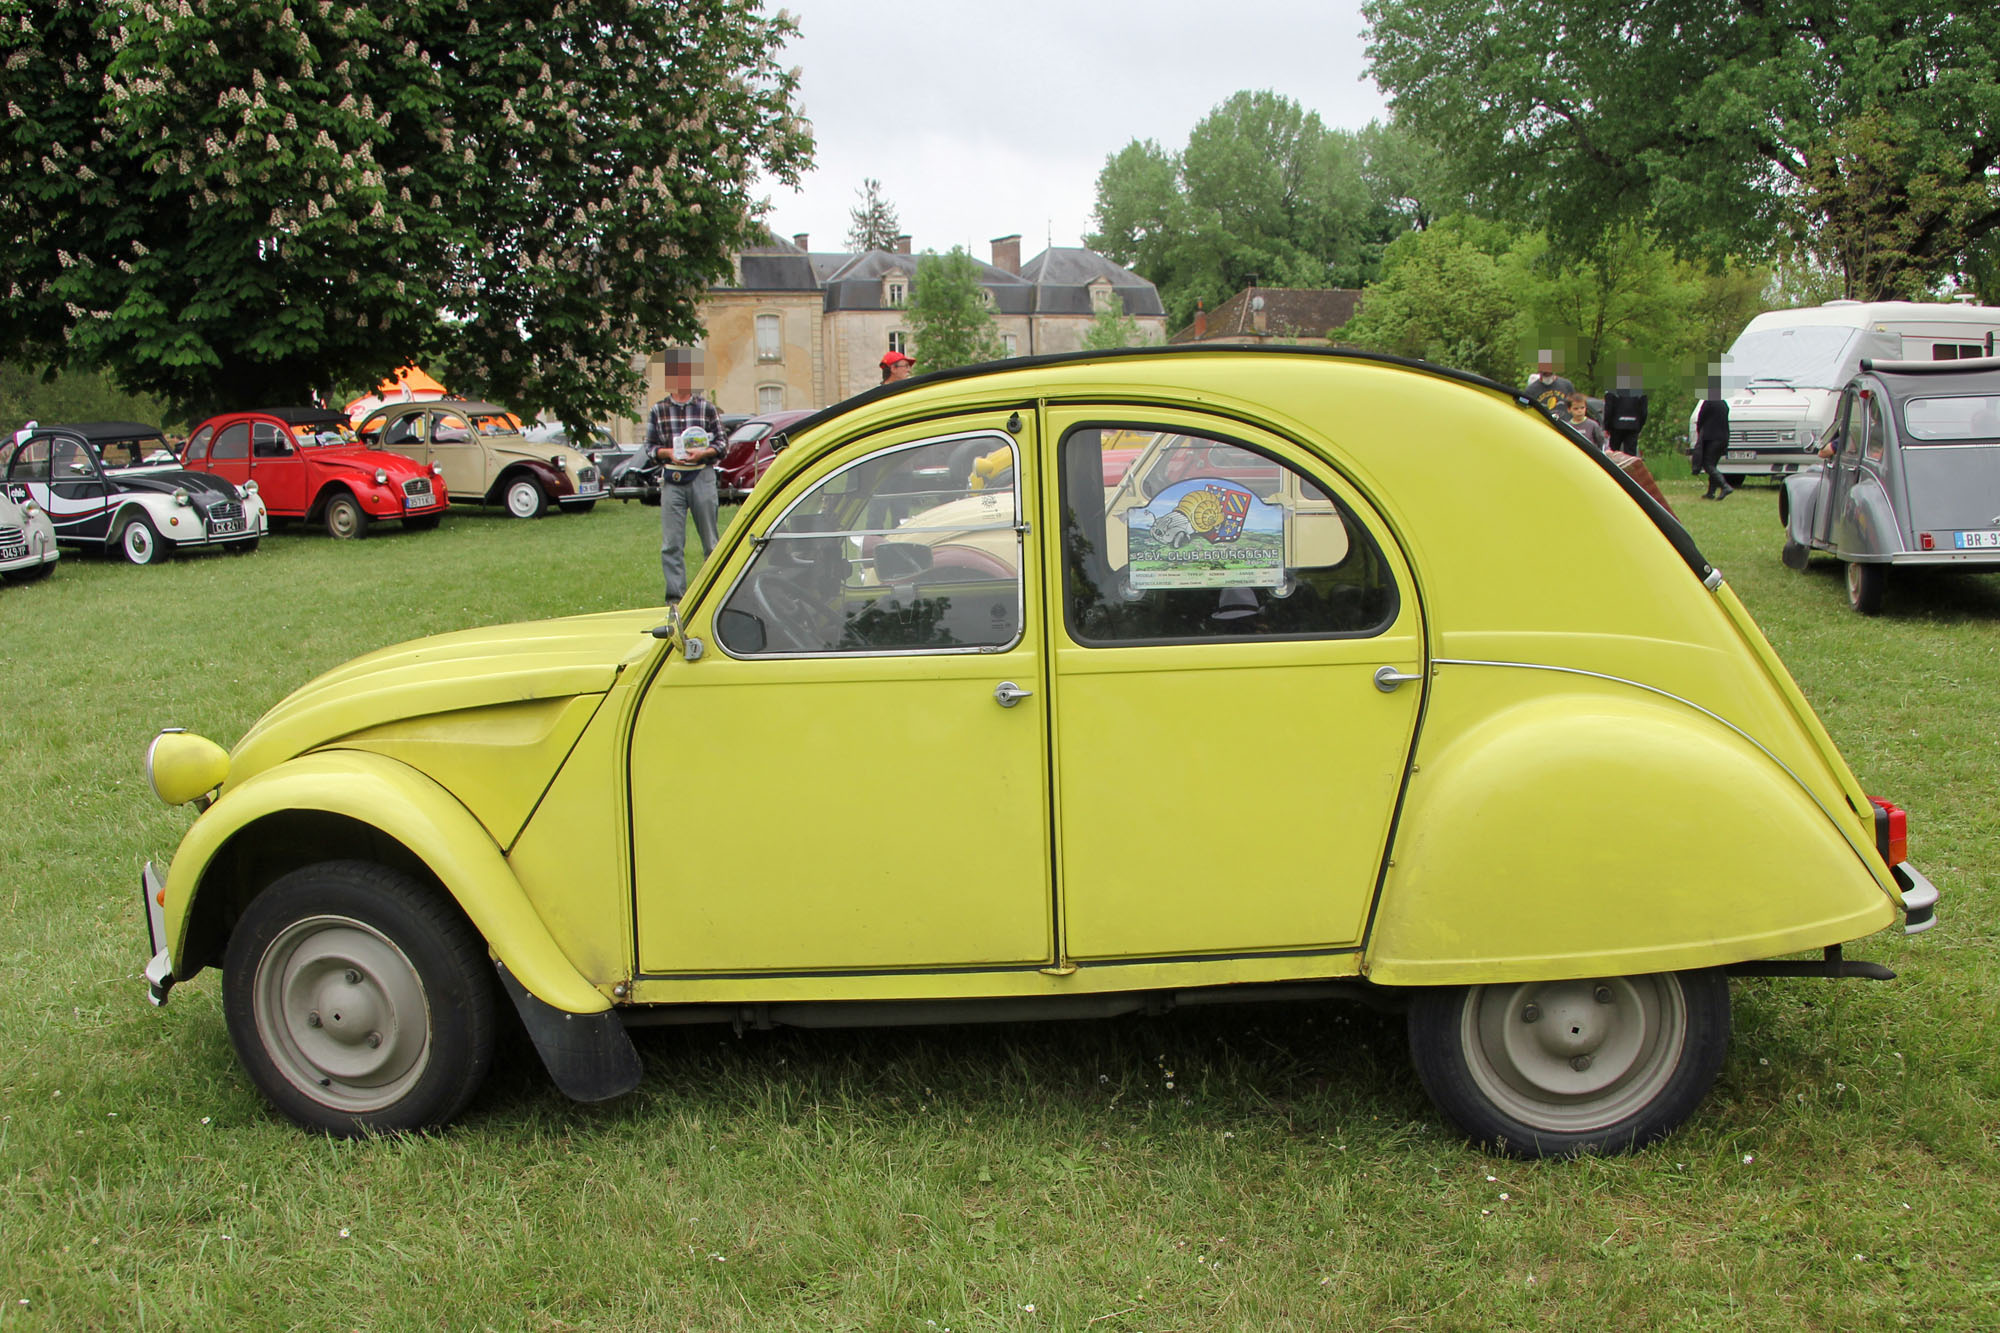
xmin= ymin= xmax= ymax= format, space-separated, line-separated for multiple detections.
xmin=994 ymin=680 xmax=1033 ymax=708
xmin=1373 ymin=665 xmax=1423 ymax=693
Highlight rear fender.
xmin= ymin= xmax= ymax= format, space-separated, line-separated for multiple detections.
xmin=1365 ymin=690 xmax=1898 ymax=986
xmin=164 ymin=749 xmax=608 ymax=1014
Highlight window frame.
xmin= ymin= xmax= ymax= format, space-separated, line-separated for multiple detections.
xmin=1056 ymin=419 xmax=1402 ymax=649
xmin=754 ymin=312 xmax=783 ymax=363
xmin=714 ymin=429 xmax=1027 ymax=662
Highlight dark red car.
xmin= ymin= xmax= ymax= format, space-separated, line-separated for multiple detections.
xmin=718 ymin=409 xmax=814 ymax=502
xmin=182 ymin=408 xmax=448 ymax=538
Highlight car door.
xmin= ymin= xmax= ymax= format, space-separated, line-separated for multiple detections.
xmin=1829 ymin=387 xmax=1879 ymax=556
xmin=47 ymin=438 xmax=115 ymax=542
xmin=427 ymin=410 xmax=488 ymax=499
xmin=1043 ymin=409 xmax=1425 ymax=961
xmin=249 ymin=420 xmax=307 ymax=514
xmin=373 ymin=409 xmax=435 ymax=483
xmin=629 ymin=416 xmax=1053 ymax=974
xmin=205 ymin=421 xmax=252 ymax=494
xmin=4 ymin=438 xmax=61 ymax=534
xmin=1813 ymin=389 xmax=1861 ymax=549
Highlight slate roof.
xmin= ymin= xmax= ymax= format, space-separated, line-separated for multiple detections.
xmin=713 ymin=236 xmax=1161 ymax=319
xmin=1169 ymin=286 xmax=1362 ymax=343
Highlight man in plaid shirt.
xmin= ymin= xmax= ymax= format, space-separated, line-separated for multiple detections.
xmin=646 ymin=349 xmax=725 ymax=604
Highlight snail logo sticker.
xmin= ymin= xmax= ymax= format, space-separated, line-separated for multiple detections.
xmin=1126 ymin=479 xmax=1286 ymax=589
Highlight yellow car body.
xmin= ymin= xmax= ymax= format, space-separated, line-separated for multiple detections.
xmin=141 ymin=348 xmax=1937 ymax=1154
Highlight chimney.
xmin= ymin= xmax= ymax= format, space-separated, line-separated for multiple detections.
xmin=792 ymin=232 xmax=809 ymax=252
xmin=1251 ymin=294 xmax=1268 ymax=334
xmin=1193 ymin=299 xmax=1206 ymax=340
xmin=894 ymin=234 xmax=912 ymax=255
xmin=990 ymin=233 xmax=1021 ymax=276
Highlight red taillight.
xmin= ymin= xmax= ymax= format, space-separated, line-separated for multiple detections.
xmin=1869 ymin=797 xmax=1908 ymax=865
xmin=1920 ymin=532 xmax=1935 ymax=550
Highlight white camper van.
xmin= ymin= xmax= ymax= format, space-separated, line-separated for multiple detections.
xmin=1693 ymin=300 xmax=2000 ymax=480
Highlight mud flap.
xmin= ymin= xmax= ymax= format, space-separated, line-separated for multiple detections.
xmin=495 ymin=961 xmax=642 ymax=1103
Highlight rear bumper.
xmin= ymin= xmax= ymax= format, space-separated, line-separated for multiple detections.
xmin=141 ymin=861 xmax=175 ymax=1005
xmin=1894 ymin=861 xmax=1939 ymax=934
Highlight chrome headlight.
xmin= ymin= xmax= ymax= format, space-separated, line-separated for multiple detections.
xmin=430 ymin=463 xmax=442 ymax=476
xmin=173 ymin=489 xmax=191 ymax=507
xmin=20 ymin=499 xmax=40 ymax=517
xmin=374 ymin=469 xmax=389 ymax=485
xmin=242 ymin=479 xmax=259 ymax=496
xmin=550 ymin=454 xmax=566 ymax=469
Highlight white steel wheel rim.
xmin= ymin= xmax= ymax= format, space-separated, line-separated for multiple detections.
xmin=1462 ymin=976 xmax=1686 ymax=1134
xmin=327 ymin=498 xmax=360 ymax=538
xmin=252 ymin=914 xmax=432 ymax=1113
xmin=505 ymin=481 xmax=541 ymax=517
xmin=124 ymin=522 xmax=153 ymax=561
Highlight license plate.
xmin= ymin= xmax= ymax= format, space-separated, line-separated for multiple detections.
xmin=1953 ymin=530 xmax=2000 ymax=549
xmin=0 ymin=543 xmax=26 ymax=561
xmin=578 ymin=481 xmax=601 ymax=495
xmin=210 ymin=519 xmax=240 ymax=535
xmin=1727 ymin=450 xmax=1756 ymax=460
xmin=405 ymin=491 xmax=432 ymax=508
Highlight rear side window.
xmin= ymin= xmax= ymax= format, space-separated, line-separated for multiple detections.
xmin=1059 ymin=426 xmax=1397 ymax=644
xmin=7 ymin=439 xmax=51 ymax=480
xmin=1903 ymin=394 xmax=2000 ymax=442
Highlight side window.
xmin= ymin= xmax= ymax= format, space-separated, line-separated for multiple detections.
xmin=51 ymin=440 xmax=96 ymax=478
xmin=435 ymin=414 xmax=474 ymax=443
xmin=1061 ymin=426 xmax=1397 ymax=644
xmin=380 ymin=412 xmax=424 ymax=445
xmin=211 ymin=423 xmax=250 ymax=461
xmin=717 ymin=433 xmax=1022 ymax=657
xmin=8 ymin=440 xmax=51 ymax=480
xmin=1838 ymin=392 xmax=1863 ymax=459
xmin=1865 ymin=392 xmax=1891 ymax=463
xmin=251 ymin=422 xmax=292 ymax=458
xmin=185 ymin=425 xmax=214 ymax=462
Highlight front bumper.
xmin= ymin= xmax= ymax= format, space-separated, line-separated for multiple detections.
xmin=141 ymin=861 xmax=174 ymax=1005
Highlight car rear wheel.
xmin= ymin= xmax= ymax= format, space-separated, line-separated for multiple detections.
xmin=504 ymin=477 xmax=548 ymax=519
xmin=324 ymin=492 xmax=370 ymax=540
xmin=1846 ymin=561 xmax=1886 ymax=615
xmin=222 ymin=860 xmax=498 ymax=1136
xmin=1408 ymin=970 xmax=1730 ymax=1158
xmin=119 ymin=514 xmax=170 ymax=565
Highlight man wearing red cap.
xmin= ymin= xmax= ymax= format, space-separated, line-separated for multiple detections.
xmin=880 ymin=349 xmax=914 ymax=383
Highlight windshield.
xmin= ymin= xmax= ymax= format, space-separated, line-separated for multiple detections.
xmin=728 ymin=422 xmax=773 ymax=446
xmin=1903 ymin=394 xmax=2000 ymax=442
xmin=1721 ymin=326 xmax=1863 ymax=392
xmin=94 ymin=437 xmax=168 ymax=469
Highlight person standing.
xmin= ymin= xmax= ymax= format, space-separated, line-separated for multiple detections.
xmin=1566 ymin=392 xmax=1611 ymax=450
xmin=1694 ymin=379 xmax=1734 ymax=499
xmin=1603 ymin=366 xmax=1649 ymax=455
xmin=646 ymin=349 xmax=725 ymax=604
xmin=1526 ymin=351 xmax=1574 ymax=416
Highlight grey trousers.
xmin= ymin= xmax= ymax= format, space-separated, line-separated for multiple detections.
xmin=661 ymin=468 xmax=720 ymax=602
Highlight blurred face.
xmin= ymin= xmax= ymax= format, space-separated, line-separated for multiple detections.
xmin=667 ymin=361 xmax=693 ymax=397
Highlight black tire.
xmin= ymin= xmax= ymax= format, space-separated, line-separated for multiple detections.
xmin=404 ymin=513 xmax=442 ymax=531
xmin=1781 ymin=538 xmax=1810 ymax=572
xmin=1846 ymin=561 xmax=1886 ymax=615
xmin=564 ymin=500 xmax=597 ymax=515
xmin=1407 ymin=969 xmax=1731 ymax=1158
xmin=3 ymin=558 xmax=55 ymax=582
xmin=226 ymin=537 xmax=260 ymax=555
xmin=324 ymin=492 xmax=370 ymax=540
xmin=119 ymin=513 xmax=171 ymax=565
xmin=503 ymin=476 xmax=548 ymax=519
xmin=221 ymin=860 xmax=498 ymax=1136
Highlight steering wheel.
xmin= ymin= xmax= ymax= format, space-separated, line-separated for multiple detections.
xmin=742 ymin=566 xmax=832 ymax=652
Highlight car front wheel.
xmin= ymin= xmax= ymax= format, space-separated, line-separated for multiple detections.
xmin=119 ymin=513 xmax=171 ymax=565
xmin=1407 ymin=970 xmax=1730 ymax=1158
xmin=504 ymin=477 xmax=548 ymax=519
xmin=222 ymin=860 xmax=498 ymax=1136
xmin=324 ymin=492 xmax=370 ymax=540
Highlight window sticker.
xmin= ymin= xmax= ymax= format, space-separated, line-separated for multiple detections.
xmin=1125 ymin=477 xmax=1287 ymax=589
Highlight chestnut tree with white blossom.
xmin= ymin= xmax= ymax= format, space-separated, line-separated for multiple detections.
xmin=0 ymin=0 xmax=812 ymax=428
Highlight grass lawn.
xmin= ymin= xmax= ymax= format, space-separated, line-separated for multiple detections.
xmin=1 ymin=476 xmax=1995 ymax=1331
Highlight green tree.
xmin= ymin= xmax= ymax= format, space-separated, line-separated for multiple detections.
xmin=1088 ymin=92 xmax=1411 ymax=329
xmin=1333 ymin=215 xmax=1528 ymax=383
xmin=906 ymin=248 xmax=1002 ymax=372
xmin=844 ymin=177 xmax=901 ymax=252
xmin=1362 ymin=0 xmax=2000 ymax=297
xmin=1080 ymin=293 xmax=1142 ymax=351
xmin=0 ymin=1 xmax=811 ymax=435
xmin=0 ymin=362 xmax=179 ymax=434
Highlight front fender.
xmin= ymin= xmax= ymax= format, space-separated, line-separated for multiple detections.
xmin=1365 ymin=690 xmax=1898 ymax=986
xmin=1782 ymin=471 xmax=1823 ymax=545
xmin=164 ymin=749 xmax=608 ymax=1014
xmin=489 ymin=459 xmax=573 ymax=502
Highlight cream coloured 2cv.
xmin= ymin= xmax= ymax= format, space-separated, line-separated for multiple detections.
xmin=140 ymin=347 xmax=1939 ymax=1157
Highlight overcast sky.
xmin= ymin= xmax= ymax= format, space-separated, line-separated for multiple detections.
xmin=761 ymin=0 xmax=1389 ymax=258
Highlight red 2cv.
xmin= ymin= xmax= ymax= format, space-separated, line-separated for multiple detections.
xmin=182 ymin=407 xmax=448 ymax=539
